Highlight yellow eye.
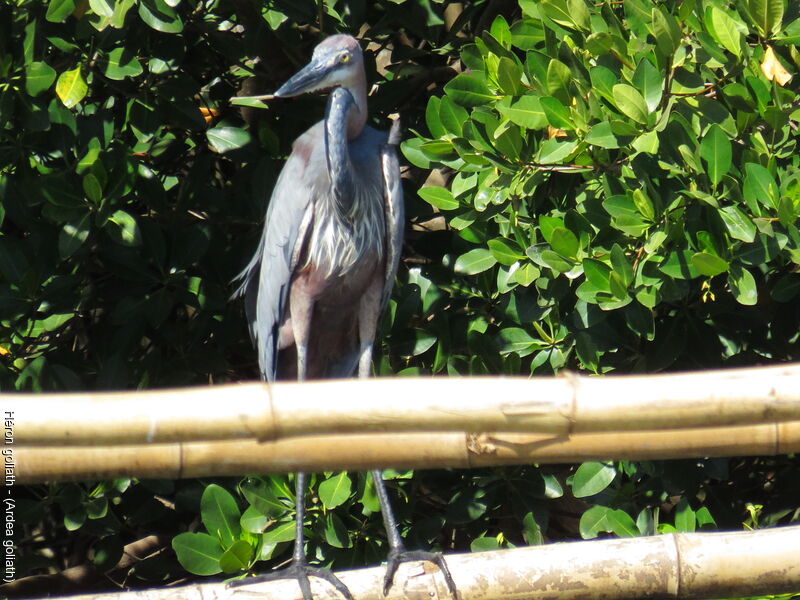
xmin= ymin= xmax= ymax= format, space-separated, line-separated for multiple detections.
xmin=339 ymin=53 xmax=350 ymax=64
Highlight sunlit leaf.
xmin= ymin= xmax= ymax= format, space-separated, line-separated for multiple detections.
xmin=56 ymin=67 xmax=88 ymax=108
xmin=455 ymin=249 xmax=497 ymax=275
xmin=699 ymin=124 xmax=731 ymax=186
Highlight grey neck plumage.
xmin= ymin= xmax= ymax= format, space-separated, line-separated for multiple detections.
xmin=324 ymin=87 xmax=356 ymax=217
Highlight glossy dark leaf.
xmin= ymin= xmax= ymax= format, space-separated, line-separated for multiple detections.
xmin=444 ymin=74 xmax=496 ymax=107
xmin=172 ymin=533 xmax=223 ymax=576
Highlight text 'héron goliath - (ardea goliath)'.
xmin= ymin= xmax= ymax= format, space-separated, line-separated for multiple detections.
xmin=231 ymin=35 xmax=458 ymax=600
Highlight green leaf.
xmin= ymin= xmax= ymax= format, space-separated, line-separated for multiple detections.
xmin=605 ymin=509 xmax=639 ymax=537
xmin=497 ymin=327 xmax=539 ymax=355
xmin=438 ymin=96 xmax=468 ymax=136
xmin=59 ymin=214 xmax=91 ymax=258
xmin=572 ymin=462 xmax=616 ymax=497
xmin=230 ymin=96 xmax=268 ymax=109
xmin=425 ymin=97 xmax=445 ymax=138
xmin=567 ymin=0 xmax=591 ymax=31
xmin=510 ymin=20 xmax=545 ymax=49
xmin=585 ymin=121 xmax=621 ymax=149
xmin=172 ymin=532 xmax=223 ymax=576
xmin=699 ymin=124 xmax=731 ymax=186
xmin=691 ymin=252 xmax=729 ymax=276
xmin=650 ymin=7 xmax=681 ymax=57
xmin=262 ymin=520 xmax=296 ymax=544
xmin=719 ymin=206 xmax=756 ymax=242
xmin=496 ymin=57 xmax=523 ymax=95
xmin=106 ymin=210 xmax=142 ymax=246
xmin=240 ymin=506 xmax=269 ymax=534
xmin=632 ymin=189 xmax=654 ymax=220
xmin=497 ymin=96 xmax=547 ymax=129
xmin=318 ymin=472 xmax=352 ymax=510
xmin=25 ymin=61 xmax=57 ymax=96
xmin=549 ymin=227 xmax=579 ymax=258
xmin=240 ymin=478 xmax=290 ymax=518
xmin=471 ymin=536 xmax=501 ymax=552
xmin=419 ymin=186 xmax=458 ymax=210
xmin=579 ymin=506 xmax=636 ymax=538
xmin=88 ymin=0 xmax=114 ymax=17
xmin=444 ymin=74 xmax=496 ymax=107
xmin=207 ymin=126 xmax=252 ymax=153
xmin=401 ymin=139 xmax=432 ymax=169
xmin=660 ymin=250 xmax=700 ymax=279
xmin=201 ymin=484 xmax=241 ymax=548
xmin=746 ymin=0 xmax=784 ymax=37
xmin=324 ymin=513 xmax=352 ymax=548
xmin=539 ymin=0 xmax=575 ymax=29
xmin=82 ymin=173 xmax=102 ymax=203
xmin=46 ymin=0 xmax=76 ymax=22
xmin=219 ymin=540 xmax=253 ymax=574
xmin=539 ymin=96 xmax=573 ymax=130
xmin=488 ymin=238 xmax=525 ymax=265
xmin=632 ymin=58 xmax=663 ymax=112
xmin=729 ymin=264 xmax=758 ymax=305
xmin=771 ymin=275 xmax=800 ymax=302
xmin=612 ymin=84 xmax=648 ymax=124
xmin=707 ymin=6 xmax=743 ymax=57
xmin=674 ymin=498 xmax=696 ymax=532
xmin=56 ymin=67 xmax=88 ymax=109
xmin=455 ymin=249 xmax=497 ymax=275
xmin=590 ymin=66 xmax=617 ymax=104
xmin=743 ymin=163 xmax=778 ymax=210
xmin=138 ymin=0 xmax=184 ymax=33
xmin=103 ymin=47 xmax=143 ymax=80
xmin=546 ymin=59 xmax=571 ymax=97
xmin=610 ymin=244 xmax=633 ymax=286
xmin=582 ymin=258 xmax=611 ymax=290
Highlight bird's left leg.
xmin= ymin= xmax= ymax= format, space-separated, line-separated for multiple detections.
xmin=358 ymin=279 xmax=458 ymax=598
xmin=371 ymin=470 xmax=458 ymax=598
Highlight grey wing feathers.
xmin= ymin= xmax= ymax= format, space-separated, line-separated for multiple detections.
xmin=232 ymin=148 xmax=314 ymax=381
xmin=380 ymin=118 xmax=404 ymax=312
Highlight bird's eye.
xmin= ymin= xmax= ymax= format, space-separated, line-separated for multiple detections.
xmin=338 ymin=52 xmax=350 ymax=64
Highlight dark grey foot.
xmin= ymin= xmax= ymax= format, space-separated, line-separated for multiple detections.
xmin=383 ymin=548 xmax=458 ymax=599
xmin=228 ymin=560 xmax=355 ymax=600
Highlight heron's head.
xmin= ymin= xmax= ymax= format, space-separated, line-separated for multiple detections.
xmin=274 ymin=35 xmax=364 ymax=98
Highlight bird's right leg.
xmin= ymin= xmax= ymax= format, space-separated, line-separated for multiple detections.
xmin=228 ymin=473 xmax=354 ymax=600
xmin=357 ymin=276 xmax=383 ymax=378
xmin=290 ymin=275 xmax=315 ymax=381
xmin=230 ymin=278 xmax=353 ymax=600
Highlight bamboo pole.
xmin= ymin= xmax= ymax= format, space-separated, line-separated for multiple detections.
xmin=18 ymin=526 xmax=800 ymax=600
xmin=5 ymin=364 xmax=800 ymax=446
xmin=14 ymin=421 xmax=800 ymax=483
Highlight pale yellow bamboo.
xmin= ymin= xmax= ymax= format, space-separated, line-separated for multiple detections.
xmin=5 ymin=364 xmax=800 ymax=446
xmin=14 ymin=421 xmax=800 ymax=483
xmin=21 ymin=527 xmax=800 ymax=600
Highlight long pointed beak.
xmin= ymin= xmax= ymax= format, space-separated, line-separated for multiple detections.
xmin=274 ymin=58 xmax=334 ymax=98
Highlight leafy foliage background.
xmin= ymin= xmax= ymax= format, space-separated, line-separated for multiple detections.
xmin=1 ymin=0 xmax=800 ymax=594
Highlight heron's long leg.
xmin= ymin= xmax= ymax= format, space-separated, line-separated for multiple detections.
xmin=357 ymin=276 xmax=382 ymax=378
xmin=371 ymin=470 xmax=459 ymax=599
xmin=290 ymin=280 xmax=314 ymax=380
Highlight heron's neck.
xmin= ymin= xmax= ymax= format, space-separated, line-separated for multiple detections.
xmin=325 ymin=87 xmax=356 ymax=215
xmin=343 ymin=69 xmax=367 ymax=139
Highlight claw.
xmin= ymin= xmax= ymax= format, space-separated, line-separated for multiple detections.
xmin=382 ymin=548 xmax=459 ymax=600
xmin=228 ymin=560 xmax=354 ymax=600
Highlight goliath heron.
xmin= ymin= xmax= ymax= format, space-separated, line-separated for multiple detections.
xmin=232 ymin=35 xmax=458 ymax=599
